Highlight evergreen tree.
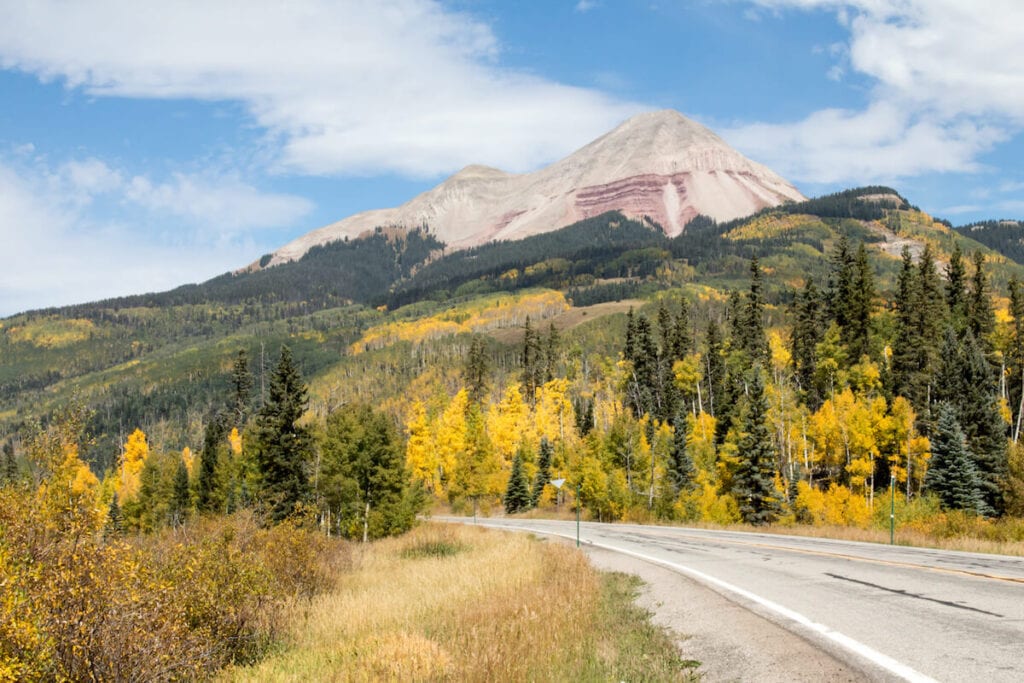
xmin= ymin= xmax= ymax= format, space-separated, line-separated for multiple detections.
xmin=790 ymin=278 xmax=824 ymax=408
xmin=1008 ymin=277 xmax=1024 ymax=440
xmin=705 ymin=319 xmax=726 ymax=419
xmin=891 ymin=247 xmax=921 ymax=403
xmin=738 ymin=257 xmax=768 ymax=365
xmin=521 ymin=316 xmax=543 ymax=401
xmin=925 ymin=403 xmax=985 ymax=513
xmin=827 ymin=233 xmax=855 ymax=330
xmin=935 ymin=331 xmax=1007 ymax=514
xmin=671 ymin=295 xmax=693 ymax=361
xmin=231 ymin=349 xmax=253 ymax=425
xmin=945 ymin=242 xmax=968 ymax=330
xmin=196 ymin=412 xmax=227 ymax=513
xmin=544 ymin=323 xmax=560 ymax=383
xmin=573 ymin=396 xmax=594 ymax=437
xmin=531 ymin=437 xmax=553 ymax=506
xmin=321 ymin=403 xmax=414 ymax=540
xmin=252 ymin=345 xmax=312 ymax=522
xmin=967 ymin=250 xmax=995 ymax=355
xmin=464 ymin=336 xmax=490 ymax=405
xmin=504 ymin=451 xmax=531 ymax=514
xmin=733 ymin=366 xmax=782 ymax=525
xmin=847 ymin=242 xmax=875 ymax=359
xmin=666 ymin=411 xmax=695 ymax=494
xmin=624 ymin=313 xmax=658 ymax=418
xmin=105 ymin=493 xmax=123 ymax=537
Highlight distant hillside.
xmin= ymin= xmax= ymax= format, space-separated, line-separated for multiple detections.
xmin=956 ymin=220 xmax=1024 ymax=265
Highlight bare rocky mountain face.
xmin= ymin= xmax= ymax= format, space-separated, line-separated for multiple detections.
xmin=262 ymin=110 xmax=805 ymax=267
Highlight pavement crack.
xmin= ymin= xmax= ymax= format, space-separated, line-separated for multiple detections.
xmin=824 ymin=572 xmax=1005 ymax=618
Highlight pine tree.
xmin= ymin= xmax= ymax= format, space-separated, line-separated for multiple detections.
xmin=231 ymin=349 xmax=253 ymax=425
xmin=252 ymin=345 xmax=312 ymax=523
xmin=925 ymin=403 xmax=985 ymax=513
xmin=666 ymin=411 xmax=695 ymax=494
xmin=196 ymin=411 xmax=227 ymax=513
xmin=531 ymin=437 xmax=553 ymax=506
xmin=105 ymin=493 xmax=124 ymax=537
xmin=738 ymin=257 xmax=768 ymax=365
xmin=543 ymin=323 xmax=560 ymax=383
xmin=967 ymin=250 xmax=995 ymax=355
xmin=705 ymin=319 xmax=726 ymax=419
xmin=790 ymin=278 xmax=824 ymax=408
xmin=521 ymin=317 xmax=543 ymax=401
xmin=464 ymin=336 xmax=489 ymax=405
xmin=321 ymin=404 xmax=414 ymax=540
xmin=670 ymin=295 xmax=693 ymax=362
xmin=504 ymin=451 xmax=531 ymax=514
xmin=945 ymin=242 xmax=968 ymax=330
xmin=733 ymin=366 xmax=782 ymax=525
xmin=827 ymin=233 xmax=855 ymax=330
xmin=1008 ymin=277 xmax=1024 ymax=440
xmin=891 ymin=247 xmax=921 ymax=403
xmin=847 ymin=242 xmax=875 ymax=359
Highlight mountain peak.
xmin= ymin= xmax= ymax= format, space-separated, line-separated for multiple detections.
xmin=261 ymin=109 xmax=804 ymax=267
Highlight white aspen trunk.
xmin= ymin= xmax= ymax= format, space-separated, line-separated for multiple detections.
xmin=362 ymin=501 xmax=370 ymax=543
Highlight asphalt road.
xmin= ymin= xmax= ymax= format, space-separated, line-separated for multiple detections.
xmin=438 ymin=517 xmax=1024 ymax=682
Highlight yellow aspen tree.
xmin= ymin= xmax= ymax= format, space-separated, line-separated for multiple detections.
xmin=486 ymin=384 xmax=532 ymax=466
xmin=686 ymin=410 xmax=717 ymax=473
xmin=118 ymin=428 xmax=149 ymax=502
xmin=405 ymin=400 xmax=441 ymax=495
xmin=533 ymin=378 xmax=575 ymax=448
xmin=227 ymin=427 xmax=243 ymax=455
xmin=435 ymin=389 xmax=469 ymax=495
xmin=181 ymin=446 xmax=195 ymax=478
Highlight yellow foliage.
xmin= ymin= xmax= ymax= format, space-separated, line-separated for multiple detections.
xmin=182 ymin=446 xmax=195 ymax=478
xmin=350 ymin=290 xmax=569 ymax=354
xmin=794 ymin=481 xmax=871 ymax=528
xmin=228 ymin=427 xmax=243 ymax=455
xmin=6 ymin=317 xmax=96 ymax=348
xmin=672 ymin=354 xmax=702 ymax=396
xmin=722 ymin=213 xmax=815 ymax=241
xmin=406 ymin=401 xmax=442 ymax=495
xmin=117 ymin=428 xmax=149 ymax=502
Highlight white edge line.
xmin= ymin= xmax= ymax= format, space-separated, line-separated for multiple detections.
xmin=469 ymin=520 xmax=938 ymax=683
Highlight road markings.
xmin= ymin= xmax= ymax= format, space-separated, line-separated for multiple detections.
xmin=469 ymin=520 xmax=938 ymax=683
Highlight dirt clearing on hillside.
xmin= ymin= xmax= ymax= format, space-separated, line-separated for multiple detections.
xmin=488 ymin=299 xmax=645 ymax=345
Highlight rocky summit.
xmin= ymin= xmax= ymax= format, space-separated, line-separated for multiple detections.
xmin=262 ymin=110 xmax=805 ymax=267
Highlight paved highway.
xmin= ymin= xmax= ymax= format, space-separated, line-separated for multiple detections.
xmin=439 ymin=517 xmax=1024 ymax=682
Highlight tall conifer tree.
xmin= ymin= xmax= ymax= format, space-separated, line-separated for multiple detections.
xmin=925 ymin=403 xmax=985 ymax=513
xmin=734 ymin=366 xmax=782 ymax=525
xmin=253 ymin=345 xmax=312 ymax=522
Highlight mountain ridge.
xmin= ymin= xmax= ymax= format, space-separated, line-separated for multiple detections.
xmin=260 ymin=110 xmax=805 ymax=267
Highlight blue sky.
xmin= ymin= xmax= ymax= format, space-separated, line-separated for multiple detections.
xmin=1 ymin=0 xmax=1022 ymax=315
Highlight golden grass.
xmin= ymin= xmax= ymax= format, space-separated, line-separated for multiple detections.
xmin=223 ymin=523 xmax=693 ymax=682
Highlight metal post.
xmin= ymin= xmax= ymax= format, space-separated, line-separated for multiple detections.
xmin=890 ymin=474 xmax=896 ymax=545
xmin=576 ymin=482 xmax=581 ymax=548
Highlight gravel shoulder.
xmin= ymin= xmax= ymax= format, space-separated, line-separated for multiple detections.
xmin=580 ymin=544 xmax=867 ymax=682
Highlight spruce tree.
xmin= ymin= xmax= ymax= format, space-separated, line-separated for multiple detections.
xmin=543 ymin=323 xmax=560 ymax=383
xmin=967 ymin=250 xmax=995 ymax=355
xmin=891 ymin=247 xmax=921 ymax=403
xmin=1008 ymin=277 xmax=1024 ymax=440
xmin=847 ymin=242 xmax=875 ymax=360
xmin=253 ymin=345 xmax=312 ymax=522
xmin=705 ymin=319 xmax=726 ymax=419
xmin=521 ymin=316 xmax=543 ymax=401
xmin=925 ymin=403 xmax=985 ymax=513
xmin=827 ymin=233 xmax=855 ymax=331
xmin=531 ymin=437 xmax=553 ymax=507
xmin=231 ymin=349 xmax=253 ymax=425
xmin=790 ymin=278 xmax=824 ymax=408
xmin=945 ymin=242 xmax=968 ymax=330
xmin=504 ymin=451 xmax=531 ymax=514
xmin=666 ymin=411 xmax=695 ymax=494
xmin=738 ymin=257 xmax=768 ymax=365
xmin=106 ymin=493 xmax=124 ymax=537
xmin=733 ymin=366 xmax=782 ymax=525
xmin=196 ymin=412 xmax=227 ymax=513
xmin=671 ymin=295 xmax=692 ymax=361
xmin=464 ymin=336 xmax=490 ymax=405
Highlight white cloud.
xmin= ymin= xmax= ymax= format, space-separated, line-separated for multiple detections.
xmin=734 ymin=0 xmax=1024 ymax=183
xmin=0 ymin=1 xmax=640 ymax=178
xmin=0 ymin=156 xmax=312 ymax=315
xmin=576 ymin=1 xmax=598 ymax=12
xmin=124 ymin=173 xmax=313 ymax=235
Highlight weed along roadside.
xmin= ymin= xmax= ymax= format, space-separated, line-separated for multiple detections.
xmin=222 ymin=523 xmax=697 ymax=682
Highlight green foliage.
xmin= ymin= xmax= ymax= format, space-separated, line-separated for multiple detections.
xmin=319 ymin=403 xmax=417 ymax=540
xmin=504 ymin=452 xmax=532 ymax=514
xmin=733 ymin=367 xmax=782 ymax=525
xmin=531 ymin=437 xmax=553 ymax=506
xmin=252 ymin=346 xmax=312 ymax=522
xmin=925 ymin=403 xmax=985 ymax=513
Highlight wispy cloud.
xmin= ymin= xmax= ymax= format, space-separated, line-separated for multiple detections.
xmin=0 ymin=154 xmax=312 ymax=314
xmin=0 ymin=1 xmax=639 ymax=178
xmin=731 ymin=0 xmax=1024 ymax=183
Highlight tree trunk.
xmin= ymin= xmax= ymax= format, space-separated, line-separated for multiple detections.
xmin=362 ymin=500 xmax=370 ymax=543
